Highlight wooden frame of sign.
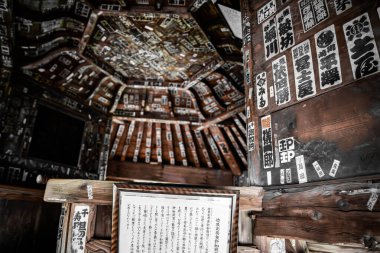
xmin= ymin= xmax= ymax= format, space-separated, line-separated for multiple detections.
xmin=111 ymin=183 xmax=240 ymax=253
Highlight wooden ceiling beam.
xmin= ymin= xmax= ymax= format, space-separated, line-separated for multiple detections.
xmin=155 ymin=123 xmax=163 ymax=164
xmin=224 ymin=126 xmax=247 ymax=166
xmin=145 ymin=122 xmax=153 ymax=163
xmin=204 ymin=128 xmax=225 ymax=170
xmin=165 ymin=123 xmax=175 ymax=165
xmin=120 ymin=121 xmax=136 ymax=161
xmin=174 ymin=124 xmax=188 ymax=166
xmin=209 ymin=126 xmax=241 ymax=175
xmin=194 ymin=130 xmax=213 ymax=168
xmin=183 ymin=124 xmax=200 ymax=167
xmin=109 ymin=124 xmax=126 ymax=159
xmin=233 ymin=115 xmax=247 ymax=138
xmin=132 ymin=121 xmax=145 ymax=162
xmin=231 ymin=125 xmax=247 ymax=152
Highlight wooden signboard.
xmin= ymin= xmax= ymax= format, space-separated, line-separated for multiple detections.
xmin=111 ymin=183 xmax=240 ymax=253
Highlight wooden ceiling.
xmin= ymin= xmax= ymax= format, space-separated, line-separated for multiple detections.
xmin=13 ymin=0 xmax=246 ymax=176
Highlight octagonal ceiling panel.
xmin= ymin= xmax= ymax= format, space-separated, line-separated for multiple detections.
xmin=81 ymin=12 xmax=223 ymax=83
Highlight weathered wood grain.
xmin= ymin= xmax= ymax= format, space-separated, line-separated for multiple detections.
xmin=0 ymin=184 xmax=44 ymax=202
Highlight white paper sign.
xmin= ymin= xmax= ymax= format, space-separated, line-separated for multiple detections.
xmin=267 ymin=171 xmax=272 ymax=185
xmin=263 ymin=16 xmax=279 ymax=61
xmin=292 ymin=40 xmax=316 ymax=100
xmin=278 ymin=137 xmax=295 ymax=163
xmin=118 ymin=191 xmax=234 ymax=253
xmin=272 ymin=55 xmax=291 ymax=105
xmin=367 ymin=193 xmax=378 ymax=211
xmin=343 ymin=13 xmax=380 ymax=80
xmin=299 ymin=0 xmax=329 ymax=32
xmin=285 ymin=168 xmax=292 ymax=183
xmin=280 ymin=169 xmax=285 ymax=184
xmin=276 ymin=6 xmax=295 ymax=53
xmin=329 ymin=159 xmax=340 ymax=177
xmin=256 ymin=72 xmax=268 ymax=109
xmin=269 ymin=86 xmax=274 ymax=97
xmin=312 ymin=161 xmax=325 ymax=178
xmin=218 ymin=4 xmax=242 ymax=39
xmin=71 ymin=205 xmax=90 ymax=253
xmin=247 ymin=121 xmax=255 ymax=151
xmin=270 ymin=238 xmax=286 ymax=253
xmin=315 ymin=25 xmax=342 ymax=89
xmin=261 ymin=115 xmax=274 ymax=169
xmin=257 ymin=0 xmax=277 ymax=24
xmin=334 ymin=0 xmax=352 ymax=15
xmin=296 ymin=155 xmax=308 ymax=184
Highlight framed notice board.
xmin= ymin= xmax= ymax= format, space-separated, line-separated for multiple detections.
xmin=111 ymin=183 xmax=239 ymax=253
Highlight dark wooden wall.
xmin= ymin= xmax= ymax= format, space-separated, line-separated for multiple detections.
xmin=243 ymin=0 xmax=380 ymax=186
xmin=0 ymin=199 xmax=61 ymax=253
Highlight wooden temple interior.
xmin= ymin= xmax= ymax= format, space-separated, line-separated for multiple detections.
xmin=0 ymin=0 xmax=379 ymax=252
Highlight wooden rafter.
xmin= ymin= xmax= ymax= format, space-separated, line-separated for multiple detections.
xmin=132 ymin=121 xmax=144 ymax=162
xmin=224 ymin=126 xmax=248 ymax=166
xmin=209 ymin=127 xmax=241 ymax=175
xmin=233 ymin=115 xmax=247 ymax=137
xmin=174 ymin=124 xmax=187 ymax=166
xmin=194 ymin=130 xmax=213 ymax=168
xmin=120 ymin=121 xmax=136 ymax=161
xmin=204 ymin=128 xmax=225 ymax=170
xmin=165 ymin=123 xmax=175 ymax=165
xmin=231 ymin=125 xmax=247 ymax=152
xmin=155 ymin=123 xmax=162 ymax=164
xmin=109 ymin=124 xmax=126 ymax=159
xmin=183 ymin=124 xmax=200 ymax=167
xmin=145 ymin=122 xmax=152 ymax=163
xmin=196 ymin=104 xmax=245 ymax=131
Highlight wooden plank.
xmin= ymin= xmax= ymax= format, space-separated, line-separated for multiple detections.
xmin=307 ymin=242 xmax=373 ymax=253
xmin=132 ymin=122 xmax=144 ymax=162
xmin=56 ymin=203 xmax=71 ymax=253
xmin=204 ymin=128 xmax=226 ymax=170
xmin=194 ymin=130 xmax=213 ymax=168
xmin=0 ymin=184 xmax=44 ymax=202
xmin=224 ymin=126 xmax=248 ymax=166
xmin=155 ymin=123 xmax=163 ymax=163
xmin=120 ymin=120 xmax=135 ymax=161
xmin=196 ymin=104 xmax=245 ymax=131
xmin=209 ymin=126 xmax=241 ymax=175
xmin=109 ymin=124 xmax=125 ymax=159
xmin=144 ymin=122 xmax=152 ymax=163
xmin=183 ymin=124 xmax=200 ymax=167
xmin=174 ymin=124 xmax=187 ymax=166
xmin=233 ymin=115 xmax=247 ymax=137
xmin=237 ymin=246 xmax=260 ymax=253
xmin=231 ymin=125 xmax=248 ymax=152
xmin=44 ymin=179 xmax=263 ymax=210
xmin=165 ymin=123 xmax=175 ymax=165
xmin=86 ymin=240 xmax=111 ymax=253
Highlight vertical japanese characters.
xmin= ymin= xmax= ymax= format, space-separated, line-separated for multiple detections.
xmin=71 ymin=205 xmax=90 ymax=253
xmin=343 ymin=13 xmax=380 ymax=80
xmin=247 ymin=122 xmax=255 ymax=151
xmin=292 ymin=40 xmax=316 ymax=100
xmin=261 ymin=115 xmax=274 ymax=169
xmin=272 ymin=55 xmax=291 ymax=105
xmin=299 ymin=0 xmax=329 ymax=32
xmin=276 ymin=6 xmax=295 ymax=52
xmin=334 ymin=0 xmax=352 ymax=15
xmin=263 ymin=16 xmax=279 ymax=60
xmin=315 ymin=25 xmax=342 ymax=89
xmin=255 ymin=72 xmax=268 ymax=109
xmin=257 ymin=0 xmax=277 ymax=24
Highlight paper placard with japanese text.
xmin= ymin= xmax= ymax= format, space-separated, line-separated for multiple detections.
xmin=263 ymin=16 xmax=279 ymax=61
xmin=255 ymin=72 xmax=268 ymax=109
xmin=299 ymin=0 xmax=329 ymax=32
xmin=118 ymin=190 xmax=237 ymax=253
xmin=315 ymin=25 xmax=342 ymax=89
xmin=272 ymin=55 xmax=291 ymax=105
xmin=257 ymin=0 xmax=277 ymax=24
xmin=343 ymin=13 xmax=380 ymax=80
xmin=276 ymin=6 xmax=295 ymax=53
xmin=71 ymin=205 xmax=90 ymax=253
xmin=292 ymin=40 xmax=316 ymax=100
xmin=334 ymin=0 xmax=352 ymax=15
xmin=261 ymin=115 xmax=274 ymax=169
xmin=248 ymin=121 xmax=255 ymax=151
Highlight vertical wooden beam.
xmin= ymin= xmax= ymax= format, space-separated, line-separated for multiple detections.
xmin=109 ymin=124 xmax=126 ymax=159
xmin=209 ymin=127 xmax=241 ymax=175
xmin=174 ymin=124 xmax=188 ymax=166
xmin=155 ymin=123 xmax=163 ymax=164
xmin=98 ymin=119 xmax=112 ymax=180
xmin=231 ymin=125 xmax=248 ymax=152
xmin=145 ymin=122 xmax=152 ymax=163
xmin=224 ymin=126 xmax=248 ymax=166
xmin=194 ymin=130 xmax=213 ymax=168
xmin=132 ymin=122 xmax=144 ymax=162
xmin=120 ymin=121 xmax=135 ymax=161
xmin=238 ymin=112 xmax=247 ymax=123
xmin=204 ymin=128 xmax=225 ymax=170
xmin=165 ymin=123 xmax=175 ymax=165
xmin=183 ymin=124 xmax=200 ymax=167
